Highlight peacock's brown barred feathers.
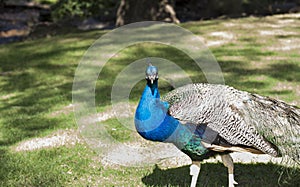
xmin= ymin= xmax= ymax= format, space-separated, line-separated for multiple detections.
xmin=162 ymin=83 xmax=300 ymax=163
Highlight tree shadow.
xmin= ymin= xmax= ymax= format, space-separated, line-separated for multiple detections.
xmin=0 ymin=35 xmax=84 ymax=145
xmin=216 ymin=51 xmax=300 ymax=93
xmin=143 ymin=162 xmax=300 ymax=187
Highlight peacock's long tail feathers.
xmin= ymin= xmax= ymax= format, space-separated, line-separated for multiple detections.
xmin=244 ymin=94 xmax=300 ymax=164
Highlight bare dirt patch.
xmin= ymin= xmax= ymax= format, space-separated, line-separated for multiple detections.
xmin=98 ymin=139 xmax=284 ymax=169
xmin=13 ymin=129 xmax=82 ymax=152
xmin=258 ymin=29 xmax=297 ymax=36
xmin=49 ymin=104 xmax=75 ymax=117
xmin=206 ymin=31 xmax=236 ymax=47
xmin=267 ymin=38 xmax=300 ymax=51
xmin=1 ymin=93 xmax=17 ymax=100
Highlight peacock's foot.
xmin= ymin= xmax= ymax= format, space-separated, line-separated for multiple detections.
xmin=229 ymin=173 xmax=238 ymax=187
xmin=190 ymin=164 xmax=201 ymax=187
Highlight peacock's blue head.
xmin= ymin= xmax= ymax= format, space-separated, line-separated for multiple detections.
xmin=145 ymin=63 xmax=158 ymax=84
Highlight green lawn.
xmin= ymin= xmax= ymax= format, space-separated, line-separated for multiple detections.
xmin=0 ymin=13 xmax=300 ymax=186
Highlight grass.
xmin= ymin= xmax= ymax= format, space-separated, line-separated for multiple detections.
xmin=32 ymin=0 xmax=58 ymax=5
xmin=0 ymin=13 xmax=300 ymax=186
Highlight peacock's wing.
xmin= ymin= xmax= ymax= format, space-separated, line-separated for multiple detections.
xmin=162 ymin=83 xmax=300 ymax=159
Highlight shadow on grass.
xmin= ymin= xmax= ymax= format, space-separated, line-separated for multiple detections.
xmin=0 ymin=32 xmax=91 ymax=146
xmin=143 ymin=163 xmax=300 ymax=187
xmin=221 ymin=60 xmax=300 ymax=86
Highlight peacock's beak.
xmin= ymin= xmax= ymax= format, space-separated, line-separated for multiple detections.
xmin=147 ymin=75 xmax=157 ymax=84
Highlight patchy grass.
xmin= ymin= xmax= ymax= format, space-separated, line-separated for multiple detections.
xmin=0 ymin=145 xmax=91 ymax=186
xmin=32 ymin=0 xmax=58 ymax=5
xmin=0 ymin=13 xmax=300 ymax=186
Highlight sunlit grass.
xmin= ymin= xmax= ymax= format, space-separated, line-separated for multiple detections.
xmin=32 ymin=0 xmax=58 ymax=5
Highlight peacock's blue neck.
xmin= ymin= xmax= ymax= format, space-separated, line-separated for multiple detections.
xmin=135 ymin=79 xmax=177 ymax=142
xmin=135 ymin=79 xmax=208 ymax=156
xmin=135 ymin=80 xmax=189 ymax=142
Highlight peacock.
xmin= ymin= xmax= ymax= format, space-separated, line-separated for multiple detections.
xmin=134 ymin=63 xmax=300 ymax=187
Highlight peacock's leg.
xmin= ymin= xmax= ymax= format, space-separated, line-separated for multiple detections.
xmin=221 ymin=154 xmax=238 ymax=187
xmin=190 ymin=161 xmax=201 ymax=187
